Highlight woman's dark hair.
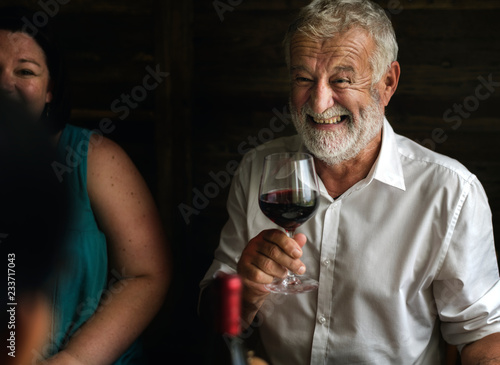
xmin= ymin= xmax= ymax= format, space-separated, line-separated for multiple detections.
xmin=0 ymin=6 xmax=71 ymax=133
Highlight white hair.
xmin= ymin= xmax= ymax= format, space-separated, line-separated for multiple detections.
xmin=284 ymin=0 xmax=399 ymax=84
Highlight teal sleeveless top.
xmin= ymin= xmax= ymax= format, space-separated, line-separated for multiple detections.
xmin=48 ymin=124 xmax=143 ymax=363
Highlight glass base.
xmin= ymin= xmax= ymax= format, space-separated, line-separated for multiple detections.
xmin=265 ymin=275 xmax=318 ymax=294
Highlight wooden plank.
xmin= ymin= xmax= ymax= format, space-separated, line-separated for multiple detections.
xmin=2 ymin=0 xmax=154 ymax=14
xmin=154 ymin=0 xmax=194 ymax=226
xmin=192 ymin=66 xmax=500 ymax=98
xmin=192 ymin=7 xmax=500 ymax=100
xmin=53 ymin=13 xmax=155 ymax=50
xmin=195 ymin=0 xmax=500 ymax=12
xmin=71 ymin=109 xmax=154 ymax=122
xmin=377 ymin=0 xmax=500 ymax=10
xmin=388 ymin=95 xmax=500 ymax=129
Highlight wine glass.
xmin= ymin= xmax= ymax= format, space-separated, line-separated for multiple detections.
xmin=258 ymin=152 xmax=320 ymax=294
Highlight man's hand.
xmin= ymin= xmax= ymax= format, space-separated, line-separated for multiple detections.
xmin=236 ymin=229 xmax=307 ymax=327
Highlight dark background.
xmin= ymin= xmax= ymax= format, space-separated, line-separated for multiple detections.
xmin=2 ymin=0 xmax=499 ymax=363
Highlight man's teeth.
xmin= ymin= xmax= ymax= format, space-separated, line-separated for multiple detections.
xmin=312 ymin=116 xmax=343 ymax=124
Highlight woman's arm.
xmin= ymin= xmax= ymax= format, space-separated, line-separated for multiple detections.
xmin=44 ymin=135 xmax=171 ymax=365
xmin=461 ymin=333 xmax=500 ymax=365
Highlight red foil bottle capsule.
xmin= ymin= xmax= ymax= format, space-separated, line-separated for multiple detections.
xmin=213 ymin=272 xmax=242 ymax=337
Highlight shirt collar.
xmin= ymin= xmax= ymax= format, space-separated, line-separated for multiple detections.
xmin=369 ymin=118 xmax=406 ymax=191
xmin=298 ymin=117 xmax=406 ymax=197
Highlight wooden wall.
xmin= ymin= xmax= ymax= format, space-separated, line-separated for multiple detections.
xmin=189 ymin=0 xmax=500 ymax=265
xmin=1 ymin=0 xmax=173 ymax=361
xmin=2 ymin=0 xmax=499 ymax=363
xmin=190 ymin=0 xmax=500 ymax=362
xmin=190 ymin=0 xmax=500 ymax=266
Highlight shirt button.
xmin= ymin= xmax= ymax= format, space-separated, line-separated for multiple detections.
xmin=323 ymin=259 xmax=330 ymax=266
xmin=318 ymin=316 xmax=326 ymax=324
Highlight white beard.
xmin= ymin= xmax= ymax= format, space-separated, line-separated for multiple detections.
xmin=290 ymin=92 xmax=384 ymax=166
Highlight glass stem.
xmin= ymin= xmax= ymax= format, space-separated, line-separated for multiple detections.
xmin=285 ymin=230 xmax=300 ymax=284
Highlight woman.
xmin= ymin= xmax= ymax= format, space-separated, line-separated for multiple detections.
xmin=0 ymin=7 xmax=171 ymax=364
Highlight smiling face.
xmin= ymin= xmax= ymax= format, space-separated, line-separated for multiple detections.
xmin=289 ymin=27 xmax=389 ymax=166
xmin=0 ymin=30 xmax=53 ymax=121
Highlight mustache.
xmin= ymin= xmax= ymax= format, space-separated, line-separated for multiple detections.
xmin=301 ymin=104 xmax=352 ymax=119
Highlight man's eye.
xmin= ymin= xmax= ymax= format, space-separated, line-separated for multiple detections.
xmin=295 ymin=77 xmax=313 ymax=84
xmin=332 ymin=79 xmax=351 ymax=87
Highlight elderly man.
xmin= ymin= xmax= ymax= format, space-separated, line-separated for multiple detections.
xmin=200 ymin=0 xmax=500 ymax=363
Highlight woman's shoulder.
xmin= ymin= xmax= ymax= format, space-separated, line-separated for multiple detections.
xmin=86 ymin=133 xmax=145 ymax=199
xmin=87 ymin=134 xmax=134 ymax=177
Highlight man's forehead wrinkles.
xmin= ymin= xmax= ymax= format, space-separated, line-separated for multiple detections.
xmin=291 ymin=50 xmax=361 ymax=72
xmin=291 ymin=42 xmax=367 ymax=64
xmin=291 ymin=42 xmax=361 ymax=56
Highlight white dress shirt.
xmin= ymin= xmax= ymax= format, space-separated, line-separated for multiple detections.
xmin=200 ymin=119 xmax=500 ymax=364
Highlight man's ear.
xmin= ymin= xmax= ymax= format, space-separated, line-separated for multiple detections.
xmin=379 ymin=61 xmax=400 ymax=106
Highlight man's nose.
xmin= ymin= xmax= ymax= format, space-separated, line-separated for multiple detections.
xmin=309 ymin=81 xmax=335 ymax=115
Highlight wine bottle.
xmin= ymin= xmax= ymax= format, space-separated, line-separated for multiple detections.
xmin=213 ymin=272 xmax=247 ymax=365
xmin=212 ymin=273 xmax=269 ymax=365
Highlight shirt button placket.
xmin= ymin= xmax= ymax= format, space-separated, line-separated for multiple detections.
xmin=311 ymin=200 xmax=340 ymax=364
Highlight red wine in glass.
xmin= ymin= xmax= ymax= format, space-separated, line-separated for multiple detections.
xmin=259 ymin=152 xmax=320 ymax=294
xmin=259 ymin=189 xmax=318 ymax=232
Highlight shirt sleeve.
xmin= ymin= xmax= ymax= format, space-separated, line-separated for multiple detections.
xmin=434 ymin=174 xmax=500 ymax=352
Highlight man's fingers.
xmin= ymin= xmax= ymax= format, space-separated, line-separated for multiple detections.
xmin=253 ymin=252 xmax=288 ymax=279
xmin=255 ymin=244 xmax=305 ymax=277
xmin=262 ymin=229 xmax=303 ymax=259
xmin=238 ymin=251 xmax=287 ymax=285
xmin=237 ymin=229 xmax=307 ymax=286
xmin=293 ymin=233 xmax=307 ymax=249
